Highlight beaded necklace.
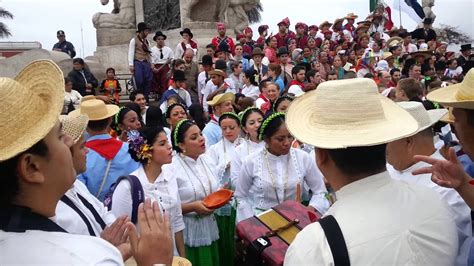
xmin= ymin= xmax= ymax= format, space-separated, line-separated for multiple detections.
xmin=263 ymin=148 xmax=290 ymax=204
xmin=177 ymin=155 xmax=214 ymax=200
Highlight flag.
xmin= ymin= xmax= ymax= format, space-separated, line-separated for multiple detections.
xmin=392 ymin=0 xmax=425 ymax=24
xmin=370 ymin=0 xmax=379 ymax=12
xmin=379 ymin=0 xmax=394 ymax=30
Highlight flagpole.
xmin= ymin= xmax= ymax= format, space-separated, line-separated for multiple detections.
xmin=398 ymin=0 xmax=402 ymax=28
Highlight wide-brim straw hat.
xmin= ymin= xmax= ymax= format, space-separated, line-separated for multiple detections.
xmin=345 ymin=12 xmax=359 ymax=20
xmin=207 ymin=92 xmax=235 ymax=107
xmin=440 ymin=107 xmax=454 ymax=123
xmin=427 ymin=69 xmax=474 ymax=110
xmin=386 ymin=37 xmax=402 ymax=48
xmin=59 ymin=114 xmax=89 ymax=144
xmin=208 ymin=69 xmax=227 ymax=78
xmin=0 ymin=60 xmax=64 ymax=161
xmin=69 ymin=99 xmax=119 ymax=121
xmin=397 ymin=102 xmax=447 ymax=133
xmin=286 ymin=78 xmax=418 ymax=149
xmin=382 ymin=51 xmax=394 ymax=60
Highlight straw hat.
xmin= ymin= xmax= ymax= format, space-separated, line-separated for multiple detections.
xmin=397 ymin=102 xmax=447 ymax=133
xmin=59 ymin=114 xmax=89 ymax=144
xmin=286 ymin=78 xmax=418 ymax=148
xmin=207 ymin=92 xmax=235 ymax=107
xmin=386 ymin=37 xmax=402 ymax=48
xmin=345 ymin=12 xmax=358 ymax=20
xmin=440 ymin=107 xmax=454 ymax=123
xmin=382 ymin=51 xmax=394 ymax=60
xmin=0 ymin=60 xmax=64 ymax=161
xmin=69 ymin=99 xmax=119 ymax=121
xmin=208 ymin=69 xmax=227 ymax=78
xmin=319 ymin=21 xmax=333 ymax=29
xmin=81 ymin=95 xmax=96 ymax=102
xmin=426 ymin=69 xmax=474 ymax=110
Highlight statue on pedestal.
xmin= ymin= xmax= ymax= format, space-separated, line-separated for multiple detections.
xmin=422 ymin=0 xmax=436 ymax=22
xmin=92 ymin=0 xmax=136 ymax=29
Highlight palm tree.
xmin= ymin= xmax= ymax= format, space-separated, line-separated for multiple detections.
xmin=0 ymin=7 xmax=14 ymax=38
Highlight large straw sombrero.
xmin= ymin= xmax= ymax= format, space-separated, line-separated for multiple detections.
xmin=69 ymin=99 xmax=119 ymax=121
xmin=286 ymin=78 xmax=418 ymax=149
xmin=397 ymin=102 xmax=447 ymax=133
xmin=0 ymin=60 xmax=64 ymax=161
xmin=426 ymin=69 xmax=474 ymax=110
xmin=59 ymin=114 xmax=89 ymax=144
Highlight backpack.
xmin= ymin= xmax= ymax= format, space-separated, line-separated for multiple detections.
xmin=103 ymin=175 xmax=144 ymax=224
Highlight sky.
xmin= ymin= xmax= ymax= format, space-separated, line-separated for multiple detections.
xmin=1 ymin=0 xmax=473 ymax=57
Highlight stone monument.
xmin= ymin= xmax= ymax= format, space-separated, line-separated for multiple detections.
xmin=92 ymin=0 xmax=261 ymax=73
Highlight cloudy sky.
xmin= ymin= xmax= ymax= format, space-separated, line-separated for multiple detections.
xmin=1 ymin=0 xmax=473 ymax=57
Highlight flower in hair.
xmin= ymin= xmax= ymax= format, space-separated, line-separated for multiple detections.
xmin=127 ymin=130 xmax=153 ymax=161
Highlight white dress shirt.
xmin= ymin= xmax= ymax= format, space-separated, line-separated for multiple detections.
xmin=128 ymin=38 xmax=136 ymax=66
xmin=0 ymin=230 xmax=122 ymax=264
xmin=288 ymin=84 xmax=304 ymax=97
xmin=175 ymin=42 xmax=198 ymax=59
xmin=285 ymin=171 xmax=459 ymax=265
xmin=150 ymin=46 xmax=174 ymax=65
xmin=111 ymin=164 xmax=184 ymax=255
xmin=172 ymin=154 xmax=220 ymax=247
xmin=63 ymin=90 xmax=82 ymax=114
xmin=387 ymin=150 xmax=472 ymax=266
xmin=54 ymin=179 xmax=116 ymax=236
xmin=235 ymin=148 xmax=330 ymax=222
xmin=241 ymin=84 xmax=260 ymax=100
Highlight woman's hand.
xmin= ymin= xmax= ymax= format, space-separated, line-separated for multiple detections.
xmin=193 ymin=201 xmax=214 ymax=215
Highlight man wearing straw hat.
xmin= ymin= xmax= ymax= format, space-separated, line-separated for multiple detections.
xmin=284 ymin=78 xmax=458 ymax=265
xmin=203 ymin=92 xmax=235 ymax=147
xmin=70 ymin=99 xmax=139 ymax=201
xmin=413 ymin=69 xmax=474 ymax=209
xmin=55 ymin=114 xmax=133 ymax=258
xmin=0 ymin=60 xmax=173 ymax=265
xmin=386 ymin=102 xmax=471 ymax=265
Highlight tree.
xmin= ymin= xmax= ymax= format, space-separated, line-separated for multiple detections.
xmin=0 ymin=7 xmax=13 ymax=38
xmin=435 ymin=24 xmax=472 ymax=45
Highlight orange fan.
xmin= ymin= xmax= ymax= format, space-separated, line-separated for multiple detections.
xmin=203 ymin=189 xmax=234 ymax=209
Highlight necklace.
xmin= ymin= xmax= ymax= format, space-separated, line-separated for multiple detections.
xmin=263 ymin=149 xmax=290 ymax=204
xmin=177 ymin=155 xmax=214 ymax=200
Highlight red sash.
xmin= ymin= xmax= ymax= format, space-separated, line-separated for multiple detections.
xmin=86 ymin=138 xmax=123 ymax=160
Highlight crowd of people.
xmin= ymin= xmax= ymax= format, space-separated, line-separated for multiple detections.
xmin=1 ymin=5 xmax=474 ymax=266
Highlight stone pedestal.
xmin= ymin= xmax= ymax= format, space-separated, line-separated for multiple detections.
xmin=96 ymin=28 xmax=136 ymax=47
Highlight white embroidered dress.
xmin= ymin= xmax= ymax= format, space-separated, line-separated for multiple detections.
xmin=207 ymin=137 xmax=243 ymax=216
xmin=235 ymin=148 xmax=330 ymax=223
xmin=230 ymin=139 xmax=265 ymax=186
xmin=110 ymin=164 xmax=184 ymax=255
xmin=173 ymin=154 xmax=220 ymax=247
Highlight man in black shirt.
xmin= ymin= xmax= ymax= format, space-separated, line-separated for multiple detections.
xmin=53 ymin=30 xmax=76 ymax=58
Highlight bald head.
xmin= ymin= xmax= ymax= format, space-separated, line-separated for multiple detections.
xmin=183 ymin=48 xmax=194 ymax=63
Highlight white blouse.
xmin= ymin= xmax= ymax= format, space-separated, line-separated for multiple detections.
xmin=54 ymin=179 xmax=115 ymax=236
xmin=230 ymin=139 xmax=265 ymax=187
xmin=207 ymin=137 xmax=243 ymax=189
xmin=235 ymin=148 xmax=330 ymax=223
xmin=172 ymin=154 xmax=220 ymax=247
xmin=241 ymin=84 xmax=260 ymax=100
xmin=110 ymin=164 xmax=184 ymax=255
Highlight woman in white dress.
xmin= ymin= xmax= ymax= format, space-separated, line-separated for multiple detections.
xmin=230 ymin=107 xmax=265 ymax=186
xmin=171 ymin=119 xmax=220 ymax=266
xmin=235 ymin=112 xmax=330 ymax=223
xmin=110 ymin=127 xmax=185 ymax=257
xmin=206 ymin=112 xmax=242 ymax=266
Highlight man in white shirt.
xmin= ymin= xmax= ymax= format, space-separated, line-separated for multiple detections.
xmin=386 ymin=102 xmax=470 ymax=265
xmin=150 ymin=31 xmax=174 ymax=98
xmin=197 ymin=55 xmax=214 ymax=104
xmin=0 ymin=60 xmax=173 ymax=265
xmin=201 ymin=60 xmax=236 ymax=111
xmin=287 ymin=65 xmax=306 ymax=97
xmin=284 ymin=78 xmax=458 ymax=265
